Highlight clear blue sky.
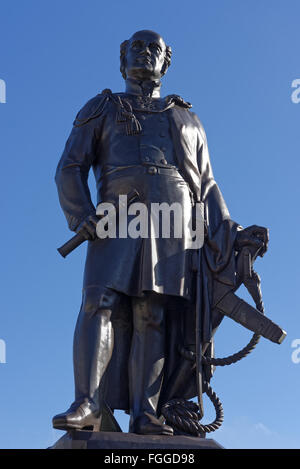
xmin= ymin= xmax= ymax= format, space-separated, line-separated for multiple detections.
xmin=0 ymin=0 xmax=299 ymax=449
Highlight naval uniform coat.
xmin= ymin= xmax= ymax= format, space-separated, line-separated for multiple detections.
xmin=55 ymin=90 xmax=239 ymax=410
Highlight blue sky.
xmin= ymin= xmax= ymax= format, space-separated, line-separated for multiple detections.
xmin=0 ymin=0 xmax=299 ymax=449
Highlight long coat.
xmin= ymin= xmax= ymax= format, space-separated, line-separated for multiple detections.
xmin=55 ymin=91 xmax=239 ymax=410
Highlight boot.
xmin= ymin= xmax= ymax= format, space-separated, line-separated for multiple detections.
xmin=128 ymin=293 xmax=173 ymax=435
xmin=52 ymin=398 xmax=101 ymax=431
xmin=52 ymin=287 xmax=119 ymax=431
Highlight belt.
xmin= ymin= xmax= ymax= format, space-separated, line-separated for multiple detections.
xmin=102 ymin=164 xmax=182 ymax=179
xmin=144 ymin=164 xmax=179 ymax=176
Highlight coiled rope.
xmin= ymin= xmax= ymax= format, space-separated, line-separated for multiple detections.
xmin=161 ymin=331 xmax=261 ymax=436
xmin=161 ymin=380 xmax=224 ymax=436
xmin=179 ymin=332 xmax=261 ymax=367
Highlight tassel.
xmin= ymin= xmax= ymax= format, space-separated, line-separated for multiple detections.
xmin=116 ymin=109 xmax=128 ymax=123
xmin=125 ymin=115 xmax=142 ymax=136
xmin=115 ymin=96 xmax=142 ymax=135
xmin=111 ymin=95 xmax=142 ymax=135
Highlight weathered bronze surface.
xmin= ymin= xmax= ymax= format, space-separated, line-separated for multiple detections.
xmin=53 ymin=30 xmax=285 ymax=439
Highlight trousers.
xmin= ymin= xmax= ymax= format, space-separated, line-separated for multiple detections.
xmin=73 ymin=286 xmax=166 ymax=427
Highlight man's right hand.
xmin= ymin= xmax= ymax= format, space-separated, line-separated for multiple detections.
xmin=76 ymin=214 xmax=99 ymax=240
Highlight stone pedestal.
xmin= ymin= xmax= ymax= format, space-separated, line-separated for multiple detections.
xmin=50 ymin=430 xmax=223 ymax=449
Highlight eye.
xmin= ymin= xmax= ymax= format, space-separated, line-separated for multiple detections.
xmin=131 ymin=41 xmax=143 ymax=50
xmin=149 ymin=43 xmax=162 ymax=53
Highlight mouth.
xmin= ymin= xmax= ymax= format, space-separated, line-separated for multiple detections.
xmin=136 ymin=57 xmax=152 ymax=65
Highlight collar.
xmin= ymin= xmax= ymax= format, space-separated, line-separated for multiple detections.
xmin=125 ymin=78 xmax=162 ymax=98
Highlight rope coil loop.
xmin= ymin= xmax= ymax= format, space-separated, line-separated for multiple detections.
xmin=161 ymin=381 xmax=224 ymax=436
xmin=164 ymin=332 xmax=261 ymax=436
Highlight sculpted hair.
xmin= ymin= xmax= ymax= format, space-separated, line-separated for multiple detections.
xmin=120 ymin=39 xmax=172 ymax=79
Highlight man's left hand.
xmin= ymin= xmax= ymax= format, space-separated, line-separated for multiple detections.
xmin=235 ymin=225 xmax=269 ymax=257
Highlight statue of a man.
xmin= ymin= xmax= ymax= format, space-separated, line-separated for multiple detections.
xmin=53 ymin=30 xmax=267 ymax=435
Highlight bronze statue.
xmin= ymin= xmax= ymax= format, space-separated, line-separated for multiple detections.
xmin=53 ymin=30 xmax=285 ymax=437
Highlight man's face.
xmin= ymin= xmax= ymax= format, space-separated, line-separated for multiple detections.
xmin=124 ymin=30 xmax=166 ymax=81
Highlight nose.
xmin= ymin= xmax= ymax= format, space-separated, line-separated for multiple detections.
xmin=140 ymin=45 xmax=151 ymax=56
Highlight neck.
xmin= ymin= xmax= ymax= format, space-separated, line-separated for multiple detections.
xmin=125 ymin=77 xmax=161 ymax=98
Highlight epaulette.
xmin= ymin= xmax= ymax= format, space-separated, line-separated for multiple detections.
xmin=165 ymin=94 xmax=192 ymax=109
xmin=73 ymin=89 xmax=112 ymax=127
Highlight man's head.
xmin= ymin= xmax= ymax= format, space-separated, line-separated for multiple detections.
xmin=120 ymin=30 xmax=172 ymax=81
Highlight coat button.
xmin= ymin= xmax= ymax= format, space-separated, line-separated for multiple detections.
xmin=161 ymin=158 xmax=167 ymax=165
xmin=144 ymin=156 xmax=150 ymax=161
xmin=160 ymin=132 xmax=166 ymax=137
xmin=148 ymin=166 xmax=158 ymax=175
xmin=161 ymin=147 xmax=166 ymax=152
